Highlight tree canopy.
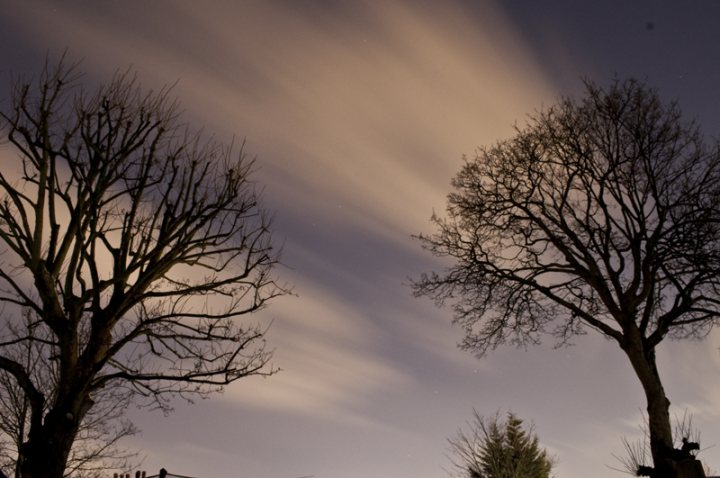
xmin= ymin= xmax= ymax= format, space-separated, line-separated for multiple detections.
xmin=415 ymin=78 xmax=720 ymax=477
xmin=0 ymin=59 xmax=288 ymax=478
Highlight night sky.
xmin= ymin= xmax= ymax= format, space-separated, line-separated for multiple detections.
xmin=2 ymin=2 xmax=720 ymax=478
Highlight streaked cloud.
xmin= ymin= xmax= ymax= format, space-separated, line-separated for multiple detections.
xmin=11 ymin=2 xmax=719 ymax=478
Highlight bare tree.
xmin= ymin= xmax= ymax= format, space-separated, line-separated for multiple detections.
xmin=414 ymin=79 xmax=720 ymax=477
xmin=0 ymin=59 xmax=288 ymax=478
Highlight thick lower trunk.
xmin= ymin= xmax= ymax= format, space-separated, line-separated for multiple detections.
xmin=623 ymin=339 xmax=677 ymax=478
xmin=19 ymin=440 xmax=68 ymax=478
xmin=18 ymin=408 xmax=80 ymax=478
xmin=646 ymin=387 xmax=675 ymax=478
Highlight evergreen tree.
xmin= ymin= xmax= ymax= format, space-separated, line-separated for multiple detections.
xmin=448 ymin=410 xmax=554 ymax=478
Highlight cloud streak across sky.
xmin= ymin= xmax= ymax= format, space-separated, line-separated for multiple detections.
xmin=3 ymin=1 xmax=720 ymax=478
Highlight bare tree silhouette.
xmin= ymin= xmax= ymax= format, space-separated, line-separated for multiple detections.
xmin=0 ymin=58 xmax=288 ymax=478
xmin=415 ymin=78 xmax=720 ymax=478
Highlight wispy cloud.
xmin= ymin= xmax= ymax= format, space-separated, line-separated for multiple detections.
xmin=2 ymin=2 xmax=579 ymax=477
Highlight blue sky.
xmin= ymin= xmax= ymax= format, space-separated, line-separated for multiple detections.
xmin=2 ymin=1 xmax=720 ymax=477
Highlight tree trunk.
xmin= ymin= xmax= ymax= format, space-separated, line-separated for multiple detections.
xmin=18 ymin=408 xmax=80 ymax=478
xmin=622 ymin=337 xmax=677 ymax=478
